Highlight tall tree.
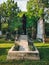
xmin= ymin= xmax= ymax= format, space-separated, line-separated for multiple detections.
xmin=27 ymin=0 xmax=44 ymax=17
xmin=6 ymin=0 xmax=20 ymax=31
xmin=27 ymin=0 xmax=44 ymax=39
xmin=42 ymin=0 xmax=49 ymax=8
xmin=0 ymin=0 xmax=20 ymax=35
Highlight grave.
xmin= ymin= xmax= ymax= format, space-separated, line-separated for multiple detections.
xmin=7 ymin=14 xmax=40 ymax=60
xmin=7 ymin=35 xmax=40 ymax=60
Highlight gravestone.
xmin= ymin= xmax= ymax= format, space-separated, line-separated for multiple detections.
xmin=37 ymin=18 xmax=44 ymax=40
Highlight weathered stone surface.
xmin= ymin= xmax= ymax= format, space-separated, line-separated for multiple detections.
xmin=7 ymin=35 xmax=40 ymax=60
xmin=7 ymin=46 xmax=40 ymax=60
xmin=37 ymin=18 xmax=44 ymax=39
xmin=19 ymin=35 xmax=29 ymax=51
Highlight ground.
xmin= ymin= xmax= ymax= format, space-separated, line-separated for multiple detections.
xmin=0 ymin=40 xmax=49 ymax=65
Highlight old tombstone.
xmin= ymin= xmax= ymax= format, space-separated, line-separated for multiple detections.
xmin=37 ymin=18 xmax=44 ymax=41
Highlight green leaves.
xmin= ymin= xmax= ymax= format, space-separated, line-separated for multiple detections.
xmin=0 ymin=0 xmax=20 ymax=32
xmin=27 ymin=0 xmax=44 ymax=29
xmin=27 ymin=0 xmax=44 ymax=17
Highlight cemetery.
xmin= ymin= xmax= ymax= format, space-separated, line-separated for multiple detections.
xmin=0 ymin=0 xmax=49 ymax=65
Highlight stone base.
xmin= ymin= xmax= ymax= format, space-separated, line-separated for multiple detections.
xmin=7 ymin=45 xmax=40 ymax=60
xmin=7 ymin=35 xmax=40 ymax=60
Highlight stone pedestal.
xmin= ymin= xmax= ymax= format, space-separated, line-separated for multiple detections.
xmin=7 ymin=35 xmax=40 ymax=60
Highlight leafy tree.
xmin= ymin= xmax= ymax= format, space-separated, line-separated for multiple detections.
xmin=1 ymin=0 xmax=20 ymax=32
xmin=27 ymin=0 xmax=44 ymax=38
xmin=0 ymin=0 xmax=21 ymax=37
xmin=27 ymin=0 xmax=44 ymax=17
xmin=27 ymin=0 xmax=44 ymax=29
xmin=6 ymin=0 xmax=19 ymax=30
xmin=42 ymin=0 xmax=49 ymax=7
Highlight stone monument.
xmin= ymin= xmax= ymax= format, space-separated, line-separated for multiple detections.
xmin=22 ymin=14 xmax=26 ymax=35
xmin=37 ymin=18 xmax=44 ymax=40
xmin=7 ymin=14 xmax=40 ymax=60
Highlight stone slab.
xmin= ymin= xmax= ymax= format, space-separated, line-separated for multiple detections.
xmin=19 ymin=35 xmax=29 ymax=51
xmin=7 ymin=45 xmax=40 ymax=60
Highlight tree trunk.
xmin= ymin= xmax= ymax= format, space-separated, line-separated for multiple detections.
xmin=32 ymin=27 xmax=36 ymax=39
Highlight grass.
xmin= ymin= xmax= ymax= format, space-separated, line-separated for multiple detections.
xmin=0 ymin=43 xmax=14 ymax=48
xmin=0 ymin=41 xmax=49 ymax=65
xmin=0 ymin=43 xmax=14 ymax=62
xmin=34 ymin=43 xmax=49 ymax=61
xmin=0 ymin=39 xmax=14 ymax=43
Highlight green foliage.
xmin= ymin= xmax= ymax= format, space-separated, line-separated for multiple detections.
xmin=44 ymin=8 xmax=49 ymax=23
xmin=27 ymin=15 xmax=38 ymax=28
xmin=2 ymin=23 xmax=8 ymax=29
xmin=27 ymin=0 xmax=44 ymax=31
xmin=6 ymin=0 xmax=17 ymax=16
xmin=0 ymin=0 xmax=20 ymax=32
xmin=42 ymin=0 xmax=49 ymax=7
xmin=18 ymin=12 xmax=25 ymax=17
xmin=6 ymin=0 xmax=20 ymax=31
xmin=8 ymin=16 xmax=22 ymax=32
xmin=27 ymin=0 xmax=44 ymax=17
xmin=45 ymin=23 xmax=49 ymax=30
